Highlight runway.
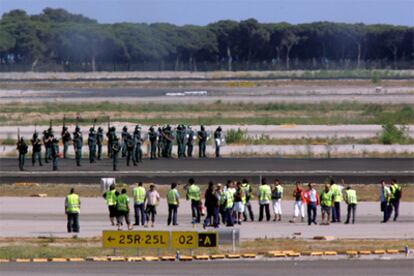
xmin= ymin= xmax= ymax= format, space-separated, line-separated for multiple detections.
xmin=1 ymin=259 xmax=413 ymax=276
xmin=0 ymin=158 xmax=413 ymax=184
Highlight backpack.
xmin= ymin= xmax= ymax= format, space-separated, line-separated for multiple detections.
xmin=394 ymin=186 xmax=402 ymax=200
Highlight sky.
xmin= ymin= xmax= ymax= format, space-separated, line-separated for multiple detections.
xmin=0 ymin=0 xmax=413 ymax=26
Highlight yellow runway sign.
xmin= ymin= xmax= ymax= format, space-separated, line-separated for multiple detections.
xmin=171 ymin=231 xmax=198 ymax=249
xmin=102 ymin=231 xmax=169 ymax=248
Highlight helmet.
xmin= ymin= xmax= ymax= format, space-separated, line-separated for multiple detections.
xmin=98 ymin=127 xmax=103 ymax=131
xmin=75 ymin=126 xmax=80 ymax=132
xmin=123 ymin=126 xmax=128 ymax=131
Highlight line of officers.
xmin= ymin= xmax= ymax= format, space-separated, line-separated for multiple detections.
xmin=16 ymin=124 xmax=224 ymax=171
xmin=64 ymin=178 xmax=402 ymax=233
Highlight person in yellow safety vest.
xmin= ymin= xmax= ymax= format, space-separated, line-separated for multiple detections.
xmin=103 ymin=184 xmax=119 ymax=226
xmin=186 ymin=178 xmax=201 ymax=223
xmin=344 ymin=186 xmax=357 ymax=224
xmin=271 ymin=179 xmax=284 ymax=222
xmin=241 ymin=179 xmax=254 ymax=222
xmin=258 ymin=178 xmax=272 ymax=222
xmin=330 ymin=179 xmax=343 ymax=223
xmin=133 ymin=182 xmax=146 ymax=226
xmin=116 ymin=188 xmax=132 ymax=230
xmin=320 ymin=184 xmax=334 ymax=225
xmin=380 ymin=180 xmax=392 ymax=223
xmin=65 ymin=188 xmax=80 ymax=233
xmin=389 ymin=179 xmax=402 ymax=222
xmin=167 ymin=182 xmax=180 ymax=226
xmin=224 ymin=181 xmax=235 ymax=226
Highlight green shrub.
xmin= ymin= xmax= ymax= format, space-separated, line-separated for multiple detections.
xmin=379 ymin=123 xmax=411 ymax=144
xmin=225 ymin=128 xmax=247 ymax=144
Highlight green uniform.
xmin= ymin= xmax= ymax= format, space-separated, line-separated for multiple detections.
xmin=73 ymin=129 xmax=83 ymax=166
xmin=148 ymin=128 xmax=157 ymax=159
xmin=198 ymin=128 xmax=207 ymax=158
xmin=51 ymin=138 xmax=59 ymax=171
xmin=17 ymin=139 xmax=28 ymax=171
xmin=133 ymin=127 xmax=143 ymax=163
xmin=31 ymin=134 xmax=42 ymax=166
xmin=117 ymin=194 xmax=129 ymax=212
xmin=61 ymin=128 xmax=71 ymax=159
xmin=96 ymin=128 xmax=104 ymax=160
xmin=88 ymin=128 xmax=97 ymax=163
xmin=111 ymin=140 xmax=121 ymax=171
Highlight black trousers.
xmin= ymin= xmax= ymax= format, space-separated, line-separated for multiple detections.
xmin=167 ymin=204 xmax=178 ymax=225
xmin=67 ymin=212 xmax=79 ymax=233
xmin=259 ymin=203 xmax=270 ymax=221
xmin=307 ymin=203 xmax=317 ymax=225
xmin=345 ymin=204 xmax=356 ymax=223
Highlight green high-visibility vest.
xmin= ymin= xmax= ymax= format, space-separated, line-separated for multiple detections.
xmin=331 ymin=184 xmax=343 ymax=202
xmin=241 ymin=183 xmax=250 ymax=204
xmin=117 ymin=194 xmax=129 ymax=211
xmin=66 ymin=194 xmax=80 ymax=213
xmin=390 ymin=184 xmax=400 ymax=199
xmin=105 ymin=189 xmax=117 ymax=206
xmin=133 ymin=186 xmax=146 ymax=204
xmin=167 ymin=189 xmax=178 ymax=205
xmin=219 ymin=191 xmax=226 ymax=205
xmin=225 ymin=189 xmax=234 ymax=208
xmin=187 ymin=184 xmax=201 ymax=201
xmin=259 ymin=185 xmax=271 ymax=201
xmin=321 ymin=190 xmax=333 ymax=207
xmin=346 ymin=189 xmax=357 ymax=204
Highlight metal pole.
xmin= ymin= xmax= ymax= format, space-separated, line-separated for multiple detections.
xmin=136 ymin=248 xmax=140 ymax=256
xmin=232 ymin=229 xmax=236 ymax=253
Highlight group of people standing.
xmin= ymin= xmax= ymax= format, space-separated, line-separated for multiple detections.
xmin=65 ymin=178 xmax=402 ymax=233
xmin=16 ymin=123 xmax=224 ymax=171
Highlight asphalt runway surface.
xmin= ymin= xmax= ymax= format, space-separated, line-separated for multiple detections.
xmin=1 ymin=198 xmax=413 ymax=239
xmin=1 ymin=260 xmax=413 ymax=276
xmin=1 ymin=86 xmax=414 ymax=104
xmin=0 ymin=158 xmax=413 ymax=184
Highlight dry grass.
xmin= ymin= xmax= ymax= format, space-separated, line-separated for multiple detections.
xmin=0 ymin=236 xmax=412 ymax=258
xmin=1 ymin=183 xmax=413 ymax=202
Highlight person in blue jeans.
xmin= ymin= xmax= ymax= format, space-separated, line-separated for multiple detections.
xmin=304 ymin=183 xmax=319 ymax=225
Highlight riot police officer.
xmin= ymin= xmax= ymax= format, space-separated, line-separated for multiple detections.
xmin=96 ymin=127 xmax=104 ymax=160
xmin=73 ymin=126 xmax=83 ymax=166
xmin=16 ymin=137 xmax=28 ymax=171
xmin=61 ymin=126 xmax=71 ymax=159
xmin=88 ymin=127 xmax=97 ymax=163
xmin=198 ymin=125 xmax=207 ymax=158
xmin=31 ymin=132 xmax=42 ymax=166
xmin=148 ymin=126 xmax=157 ymax=160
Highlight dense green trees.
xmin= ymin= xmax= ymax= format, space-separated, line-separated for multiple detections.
xmin=0 ymin=8 xmax=412 ymax=71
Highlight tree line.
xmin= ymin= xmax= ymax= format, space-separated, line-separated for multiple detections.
xmin=0 ymin=8 xmax=413 ymax=72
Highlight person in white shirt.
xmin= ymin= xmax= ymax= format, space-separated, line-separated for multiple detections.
xmin=145 ymin=184 xmax=160 ymax=227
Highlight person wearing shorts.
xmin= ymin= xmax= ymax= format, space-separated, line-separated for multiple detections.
xmin=233 ymin=182 xmax=245 ymax=225
xmin=320 ymin=184 xmax=334 ymax=225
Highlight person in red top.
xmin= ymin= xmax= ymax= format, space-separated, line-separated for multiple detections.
xmin=290 ymin=181 xmax=306 ymax=223
xmin=303 ymin=183 xmax=319 ymax=226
